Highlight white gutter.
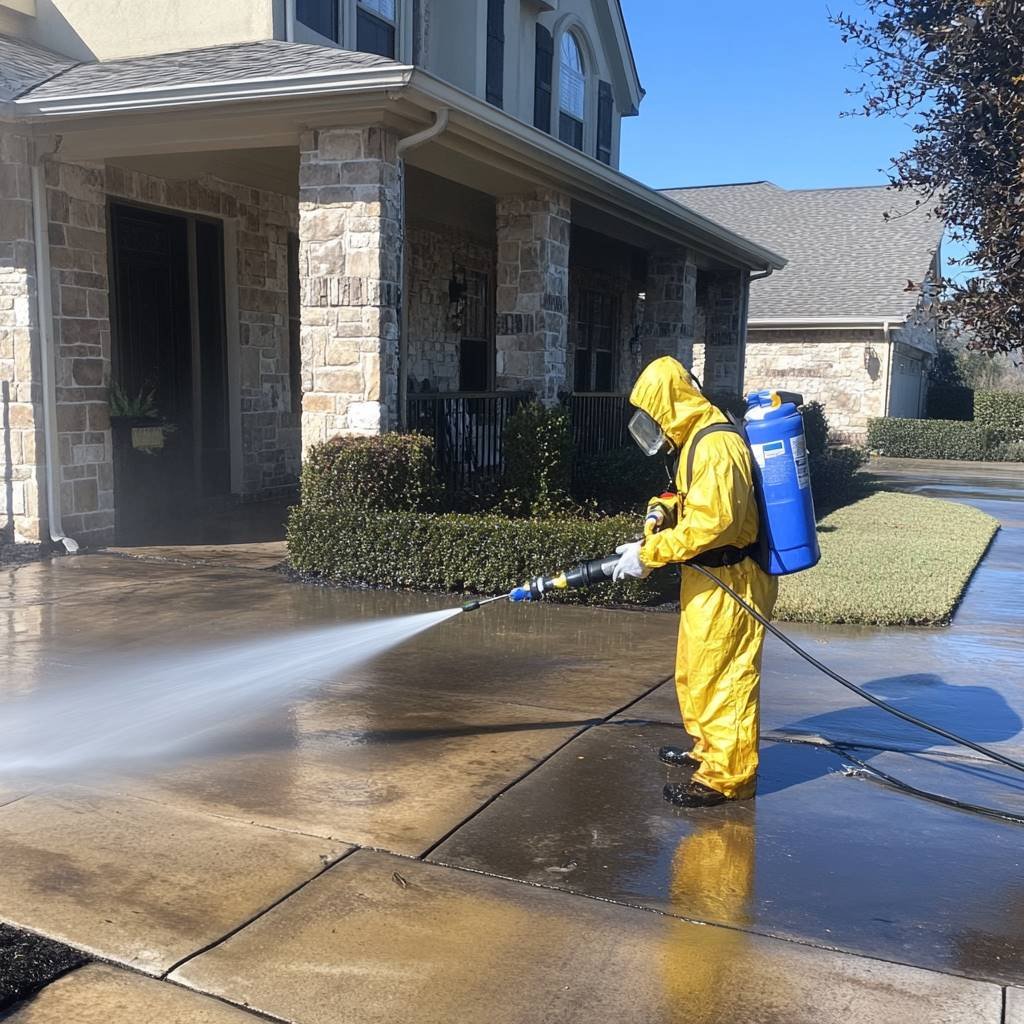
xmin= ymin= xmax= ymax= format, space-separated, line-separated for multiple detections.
xmin=30 ymin=142 xmax=78 ymax=553
xmin=749 ymin=316 xmax=908 ymax=330
xmin=395 ymin=108 xmax=450 ymax=430
xmin=14 ymin=64 xmax=414 ymax=116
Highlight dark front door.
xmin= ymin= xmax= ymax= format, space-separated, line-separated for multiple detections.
xmin=110 ymin=203 xmax=228 ymax=541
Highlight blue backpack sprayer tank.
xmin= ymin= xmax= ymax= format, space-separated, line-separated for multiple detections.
xmin=458 ymin=390 xmax=1024 ymax=822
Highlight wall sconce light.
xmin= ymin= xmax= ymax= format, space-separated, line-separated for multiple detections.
xmin=864 ymin=344 xmax=881 ymax=381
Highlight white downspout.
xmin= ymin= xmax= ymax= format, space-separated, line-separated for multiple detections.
xmin=30 ymin=144 xmax=79 ymax=553
xmin=284 ymin=0 xmax=295 ymax=41
xmin=738 ymin=266 xmax=771 ymax=394
xmin=881 ymin=319 xmax=893 ymax=417
xmin=395 ymin=108 xmax=450 ymax=430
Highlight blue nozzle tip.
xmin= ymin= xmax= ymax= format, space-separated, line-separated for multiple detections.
xmin=509 ymin=587 xmax=531 ymax=603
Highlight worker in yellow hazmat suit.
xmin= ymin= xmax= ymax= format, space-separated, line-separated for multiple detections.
xmin=612 ymin=356 xmax=778 ymax=807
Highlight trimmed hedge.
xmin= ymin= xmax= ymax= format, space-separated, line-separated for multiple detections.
xmin=500 ymin=401 xmax=576 ymax=516
xmin=302 ymin=433 xmax=439 ymax=512
xmin=926 ymin=383 xmax=974 ymax=421
xmin=809 ymin=446 xmax=870 ymax=515
xmin=288 ymin=499 xmax=674 ymax=606
xmin=975 ymin=389 xmax=1024 ymax=444
xmin=866 ymin=418 xmax=992 ymax=461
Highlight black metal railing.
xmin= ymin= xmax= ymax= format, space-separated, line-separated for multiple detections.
xmin=569 ymin=393 xmax=632 ymax=456
xmin=406 ymin=392 xmax=530 ymax=492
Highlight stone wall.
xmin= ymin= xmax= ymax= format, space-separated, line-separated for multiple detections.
xmin=494 ymin=190 xmax=571 ymax=403
xmin=744 ymin=328 xmax=888 ymax=441
xmin=639 ymin=249 xmax=697 ymax=370
xmin=692 ymin=269 xmax=744 ymax=395
xmin=45 ymin=160 xmax=115 ymax=542
xmin=298 ymin=126 xmax=401 ymax=447
xmin=0 ymin=127 xmax=44 ymax=543
xmin=406 ymin=221 xmax=496 ymax=392
xmin=3 ymin=155 xmax=301 ymax=546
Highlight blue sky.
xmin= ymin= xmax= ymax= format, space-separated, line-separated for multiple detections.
xmin=619 ymin=0 xmax=913 ymax=190
xmin=617 ymin=0 xmax=971 ymax=275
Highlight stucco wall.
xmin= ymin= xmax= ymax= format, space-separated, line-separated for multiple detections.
xmin=22 ymin=0 xmax=275 ymax=60
xmin=744 ymin=329 xmax=889 ymax=441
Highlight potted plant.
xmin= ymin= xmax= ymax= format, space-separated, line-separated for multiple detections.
xmin=108 ymin=383 xmax=174 ymax=454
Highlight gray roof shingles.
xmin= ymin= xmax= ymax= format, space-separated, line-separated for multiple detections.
xmin=0 ymin=33 xmax=78 ymax=102
xmin=6 ymin=37 xmax=400 ymax=104
xmin=663 ymin=181 xmax=944 ymax=322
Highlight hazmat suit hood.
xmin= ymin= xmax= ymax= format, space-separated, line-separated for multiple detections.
xmin=629 ymin=357 xmax=720 ymax=449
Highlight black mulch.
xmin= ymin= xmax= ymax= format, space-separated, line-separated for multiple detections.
xmin=0 ymin=924 xmax=88 ymax=1013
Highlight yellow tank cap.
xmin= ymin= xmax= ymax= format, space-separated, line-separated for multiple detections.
xmin=552 ymin=573 xmax=569 ymax=590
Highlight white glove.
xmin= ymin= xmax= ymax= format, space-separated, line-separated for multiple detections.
xmin=612 ymin=541 xmax=651 ymax=582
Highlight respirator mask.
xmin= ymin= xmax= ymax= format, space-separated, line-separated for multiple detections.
xmin=628 ymin=409 xmax=674 ymax=457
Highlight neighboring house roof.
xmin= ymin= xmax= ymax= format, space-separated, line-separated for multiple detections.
xmin=11 ymin=38 xmax=399 ymax=102
xmin=662 ymin=181 xmax=944 ymax=324
xmin=0 ymin=32 xmax=77 ymax=102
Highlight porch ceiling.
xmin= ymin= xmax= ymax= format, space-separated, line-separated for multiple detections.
xmin=109 ymin=146 xmax=298 ymax=196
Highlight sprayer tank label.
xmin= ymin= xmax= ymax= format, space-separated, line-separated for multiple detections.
xmin=752 ymin=440 xmax=789 ymax=487
xmin=791 ymin=434 xmax=810 ymax=489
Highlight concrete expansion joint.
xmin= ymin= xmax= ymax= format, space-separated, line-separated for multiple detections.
xmin=415 ymin=673 xmax=676 ymax=863
xmin=160 ymin=846 xmax=360 ymax=982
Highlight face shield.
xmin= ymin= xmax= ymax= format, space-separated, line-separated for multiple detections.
xmin=628 ymin=409 xmax=673 ymax=457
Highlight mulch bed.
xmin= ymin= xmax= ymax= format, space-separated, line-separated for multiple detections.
xmin=0 ymin=924 xmax=88 ymax=1012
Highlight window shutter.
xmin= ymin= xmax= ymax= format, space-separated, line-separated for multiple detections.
xmin=486 ymin=0 xmax=505 ymax=108
xmin=534 ymin=24 xmax=553 ymax=133
xmin=597 ymin=80 xmax=613 ymax=165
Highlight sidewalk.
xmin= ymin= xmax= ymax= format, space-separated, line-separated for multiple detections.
xmin=0 ymin=465 xmax=1022 ymax=1022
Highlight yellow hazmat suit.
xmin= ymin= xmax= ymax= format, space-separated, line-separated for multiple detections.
xmin=632 ymin=357 xmax=778 ymax=799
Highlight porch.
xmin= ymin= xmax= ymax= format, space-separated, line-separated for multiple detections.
xmin=4 ymin=79 xmax=776 ymax=547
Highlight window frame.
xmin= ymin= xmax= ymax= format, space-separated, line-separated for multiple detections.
xmin=356 ymin=0 xmax=397 ymax=58
xmin=551 ymin=21 xmax=599 ymax=156
xmin=291 ymin=0 xmax=410 ymax=62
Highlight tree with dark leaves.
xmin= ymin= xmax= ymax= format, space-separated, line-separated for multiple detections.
xmin=833 ymin=1 xmax=1024 ymax=354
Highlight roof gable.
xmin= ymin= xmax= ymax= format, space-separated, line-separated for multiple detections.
xmin=663 ymin=181 xmax=944 ymax=322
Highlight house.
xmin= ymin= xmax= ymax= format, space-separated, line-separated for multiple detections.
xmin=0 ymin=0 xmax=783 ymax=547
xmin=664 ymin=181 xmax=944 ymax=441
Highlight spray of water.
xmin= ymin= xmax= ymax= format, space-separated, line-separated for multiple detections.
xmin=0 ymin=607 xmax=461 ymax=777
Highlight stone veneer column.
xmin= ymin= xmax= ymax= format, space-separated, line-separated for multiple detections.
xmin=700 ymin=268 xmax=745 ymax=394
xmin=298 ymin=126 xmax=401 ymax=451
xmin=0 ymin=128 xmax=44 ymax=542
xmin=495 ymin=190 xmax=571 ymax=403
xmin=46 ymin=159 xmax=115 ymax=544
xmin=640 ymin=249 xmax=697 ymax=370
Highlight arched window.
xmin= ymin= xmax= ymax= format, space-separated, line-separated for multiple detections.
xmin=558 ymin=32 xmax=585 ymax=150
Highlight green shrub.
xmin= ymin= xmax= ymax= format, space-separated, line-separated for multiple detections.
xmin=300 ymin=433 xmax=439 ymax=512
xmin=800 ymin=401 xmax=830 ymax=456
xmin=573 ymin=445 xmax=670 ymax=515
xmin=500 ymin=401 xmax=576 ymax=517
xmin=287 ymin=499 xmax=674 ymax=606
xmin=809 ymin=446 xmax=870 ymax=515
xmin=990 ymin=441 xmax=1024 ymax=462
xmin=926 ymin=383 xmax=974 ymax=421
xmin=974 ymin=389 xmax=1024 ymax=444
xmin=866 ymin=418 xmax=992 ymax=460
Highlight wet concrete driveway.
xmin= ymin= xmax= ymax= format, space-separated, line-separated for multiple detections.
xmin=1 ymin=458 xmax=1022 ymax=1021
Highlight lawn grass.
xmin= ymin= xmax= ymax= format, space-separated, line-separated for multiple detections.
xmin=775 ymin=491 xmax=999 ymax=626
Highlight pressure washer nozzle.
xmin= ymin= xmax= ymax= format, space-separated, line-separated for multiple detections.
xmin=461 ymin=600 xmax=481 ymax=613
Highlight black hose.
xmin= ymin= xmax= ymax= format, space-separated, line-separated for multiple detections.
xmin=684 ymin=562 xmax=1024 ymax=824
xmin=686 ymin=562 xmax=1024 ymax=776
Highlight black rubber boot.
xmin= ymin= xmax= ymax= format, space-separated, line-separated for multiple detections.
xmin=663 ymin=780 xmax=730 ymax=808
xmin=658 ymin=746 xmax=701 ymax=770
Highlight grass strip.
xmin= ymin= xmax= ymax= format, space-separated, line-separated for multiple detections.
xmin=776 ymin=491 xmax=999 ymax=626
